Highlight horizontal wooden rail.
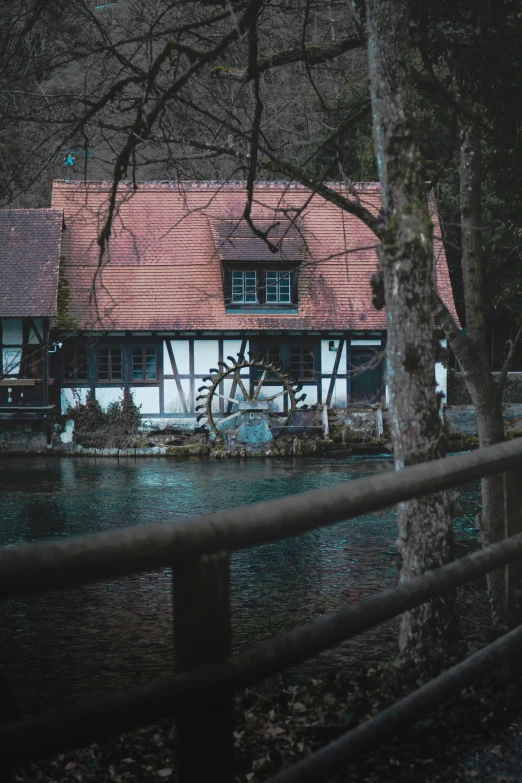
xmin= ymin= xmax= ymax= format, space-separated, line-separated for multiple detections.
xmin=1 ymin=438 xmax=522 ymax=599
xmin=266 ymin=623 xmax=522 ymax=783
xmin=3 ymin=529 xmax=522 ymax=763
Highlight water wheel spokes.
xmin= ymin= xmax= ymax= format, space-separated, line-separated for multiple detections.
xmin=233 ymin=371 xmax=249 ymax=401
xmin=199 ymin=357 xmax=306 ymax=442
xmin=252 ymin=368 xmax=268 ymax=400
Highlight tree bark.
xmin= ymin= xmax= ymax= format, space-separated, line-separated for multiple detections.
xmin=365 ymin=0 xmax=456 ymax=659
xmin=438 ymin=117 xmax=508 ymax=623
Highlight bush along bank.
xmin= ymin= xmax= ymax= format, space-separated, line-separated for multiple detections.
xmin=63 ymin=389 xmax=143 ymax=449
xmin=55 ymin=391 xmax=211 ymax=456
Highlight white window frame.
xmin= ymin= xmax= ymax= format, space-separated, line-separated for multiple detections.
xmin=266 ymin=270 xmax=291 ymax=304
xmin=232 ymin=270 xmax=257 ymax=303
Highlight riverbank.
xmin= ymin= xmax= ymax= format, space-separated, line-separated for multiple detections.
xmin=3 ymin=403 xmax=522 ymax=456
xmin=0 ymin=436 xmax=505 ymax=458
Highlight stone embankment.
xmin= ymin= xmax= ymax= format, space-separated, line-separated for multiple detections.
xmin=2 ymin=404 xmax=522 ymax=455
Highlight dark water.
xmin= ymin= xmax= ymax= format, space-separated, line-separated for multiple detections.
xmin=0 ymin=455 xmax=480 ymax=715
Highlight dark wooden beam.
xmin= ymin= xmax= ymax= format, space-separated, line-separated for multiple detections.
xmin=165 ymin=341 xmax=188 ymax=416
xmin=326 ymin=338 xmax=345 ymax=407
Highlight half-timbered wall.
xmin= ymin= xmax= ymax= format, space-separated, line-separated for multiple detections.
xmin=59 ymin=331 xmax=447 ymax=423
xmin=0 ymin=317 xmax=49 ymax=407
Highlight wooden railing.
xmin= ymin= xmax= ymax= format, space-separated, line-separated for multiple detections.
xmin=1 ymin=438 xmax=522 ymax=781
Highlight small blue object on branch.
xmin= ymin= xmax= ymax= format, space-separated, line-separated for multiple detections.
xmin=63 ymin=154 xmax=75 ymax=167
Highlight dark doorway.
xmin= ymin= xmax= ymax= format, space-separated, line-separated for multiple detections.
xmin=350 ymin=349 xmax=384 ymax=403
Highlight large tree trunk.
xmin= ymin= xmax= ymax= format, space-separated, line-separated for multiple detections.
xmin=461 ymin=366 xmax=506 ymax=624
xmin=365 ymin=0 xmax=456 ymax=660
xmin=434 ymin=289 xmax=507 ymax=624
xmin=458 ymin=118 xmax=507 ymax=622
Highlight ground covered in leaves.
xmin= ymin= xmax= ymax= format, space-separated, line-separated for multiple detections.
xmin=13 ymin=587 xmax=522 ymax=783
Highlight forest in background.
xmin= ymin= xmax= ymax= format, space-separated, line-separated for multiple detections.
xmin=1 ymin=0 xmax=521 ymax=337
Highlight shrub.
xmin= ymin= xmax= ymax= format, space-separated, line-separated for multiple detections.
xmin=66 ymin=388 xmax=142 ymax=448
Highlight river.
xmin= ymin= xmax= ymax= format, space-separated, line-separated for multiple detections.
xmin=0 ymin=454 xmax=480 ymax=716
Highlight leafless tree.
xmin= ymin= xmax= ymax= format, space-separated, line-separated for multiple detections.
xmin=9 ymin=0 xmax=516 ymax=657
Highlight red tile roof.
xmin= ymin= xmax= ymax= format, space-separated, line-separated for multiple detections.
xmin=51 ymin=180 xmax=459 ymax=331
xmin=0 ymin=208 xmax=63 ymax=317
xmin=212 ymin=216 xmax=305 ymax=262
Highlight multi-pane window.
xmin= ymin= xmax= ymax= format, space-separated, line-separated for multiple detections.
xmin=97 ymin=348 xmax=122 ymax=381
xmin=2 ymin=350 xmax=22 ymax=378
xmin=290 ymin=346 xmax=315 ymax=379
xmin=63 ymin=348 xmax=88 ymax=381
xmin=255 ymin=346 xmax=281 ymax=378
xmin=232 ymin=270 xmax=257 ymax=303
xmin=132 ymin=348 xmax=157 ymax=380
xmin=266 ymin=271 xmax=291 ymax=303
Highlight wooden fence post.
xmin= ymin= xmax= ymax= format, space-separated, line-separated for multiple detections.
xmin=504 ymin=469 xmax=522 ymax=627
xmin=173 ymin=551 xmax=234 ymax=783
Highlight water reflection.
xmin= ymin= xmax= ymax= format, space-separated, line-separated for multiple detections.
xmin=0 ymin=454 xmax=478 ymax=715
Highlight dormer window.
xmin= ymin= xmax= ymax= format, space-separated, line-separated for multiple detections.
xmin=266 ymin=271 xmax=291 ymax=303
xmin=214 ymin=215 xmax=305 ymax=314
xmin=232 ymin=270 xmax=257 ymax=303
xmin=224 ymin=266 xmax=297 ymax=310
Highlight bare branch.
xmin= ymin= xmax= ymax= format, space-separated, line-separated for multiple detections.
xmin=211 ymin=33 xmax=365 ymax=80
xmin=498 ymin=325 xmax=522 ymax=397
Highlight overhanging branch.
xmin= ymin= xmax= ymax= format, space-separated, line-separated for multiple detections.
xmin=211 ymin=33 xmax=365 ymax=80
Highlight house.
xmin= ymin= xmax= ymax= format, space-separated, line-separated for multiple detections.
xmin=50 ymin=180 xmax=458 ymax=428
xmin=0 ymin=209 xmax=63 ymax=444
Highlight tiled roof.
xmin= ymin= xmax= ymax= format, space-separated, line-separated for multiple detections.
xmin=0 ymin=208 xmax=63 ymax=317
xmin=51 ymin=180 xmax=459 ymax=331
xmin=212 ymin=216 xmax=305 ymax=262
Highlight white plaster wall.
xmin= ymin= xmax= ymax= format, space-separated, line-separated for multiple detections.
xmin=164 ymin=378 xmax=191 ymax=413
xmin=163 ymin=379 xmax=181 ymax=413
xmin=165 ymin=340 xmax=190 ymax=375
xmin=182 ymin=378 xmax=193 ymax=411
xmin=321 ymin=380 xmax=331 ymax=404
xmin=435 ymin=362 xmax=447 ymax=402
xmin=60 ymin=387 xmax=89 ymax=414
xmin=95 ymin=387 xmax=124 ymax=411
xmin=223 ymin=339 xmax=248 ymax=363
xmin=2 ymin=318 xmax=23 ymax=344
xmin=142 ymin=417 xmax=196 ymax=431
xmin=28 ymin=318 xmax=43 ymax=344
xmin=163 ymin=340 xmax=173 ymax=373
xmin=210 ymin=385 xmax=220 ymax=413
xmin=435 ymin=339 xmax=448 ymax=403
xmin=321 ymin=379 xmax=348 ymax=408
xmin=197 ymin=378 xmax=221 ymax=413
xmin=302 ymin=385 xmax=318 ymax=406
xmin=194 ymin=340 xmax=219 ymax=375
xmin=321 ymin=340 xmax=346 ymax=374
xmin=332 ymin=379 xmax=348 ymax=408
xmin=130 ymin=386 xmax=160 ymax=414
xmin=222 ymin=377 xmax=245 ymax=405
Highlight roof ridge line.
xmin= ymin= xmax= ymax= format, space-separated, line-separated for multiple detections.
xmin=52 ymin=179 xmax=382 ymax=192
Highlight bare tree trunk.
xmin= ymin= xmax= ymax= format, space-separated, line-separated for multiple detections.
xmin=365 ymin=0 xmax=456 ymax=660
xmin=434 ymin=286 xmax=507 ymax=627
xmin=458 ymin=119 xmax=507 ymax=622
xmin=436 ymin=116 xmax=510 ymax=624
